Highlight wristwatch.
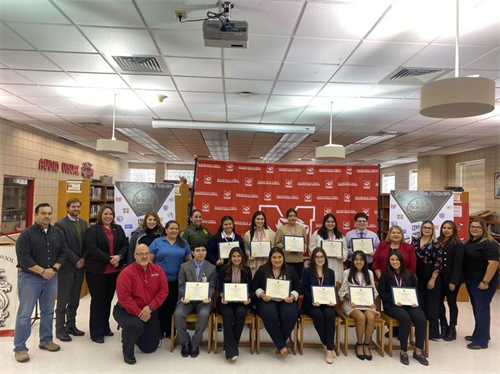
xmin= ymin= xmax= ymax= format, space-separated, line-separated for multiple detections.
xmin=148 ymin=305 xmax=154 ymax=312
xmin=52 ymin=266 xmax=59 ymax=272
xmin=481 ymin=280 xmax=489 ymax=285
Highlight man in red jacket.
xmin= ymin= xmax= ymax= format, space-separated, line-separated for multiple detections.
xmin=113 ymin=244 xmax=168 ymax=364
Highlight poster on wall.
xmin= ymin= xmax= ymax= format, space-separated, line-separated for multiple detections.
xmin=193 ymin=160 xmax=380 ymax=255
xmin=114 ymin=182 xmax=176 ymax=238
xmin=389 ymin=190 xmax=454 ymax=242
xmin=0 ymin=245 xmax=17 ymax=337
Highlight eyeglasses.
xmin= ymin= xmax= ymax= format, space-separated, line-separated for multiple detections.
xmin=470 ymin=226 xmax=483 ymax=230
xmin=135 ymin=252 xmax=150 ymax=257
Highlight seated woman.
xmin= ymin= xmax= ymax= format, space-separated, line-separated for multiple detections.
xmin=252 ymin=247 xmax=301 ymax=357
xmin=338 ymin=250 xmax=379 ymax=361
xmin=302 ymin=248 xmax=337 ymax=364
xmin=217 ymin=247 xmax=252 ymax=361
xmin=377 ymin=252 xmax=429 ymax=366
xmin=207 ymin=215 xmax=244 ymax=273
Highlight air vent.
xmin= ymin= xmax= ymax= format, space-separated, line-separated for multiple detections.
xmin=112 ymin=56 xmax=166 ymax=73
xmin=381 ymin=67 xmax=451 ymax=85
xmin=75 ymin=122 xmax=103 ymax=127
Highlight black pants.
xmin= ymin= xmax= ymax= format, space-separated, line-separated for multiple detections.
xmin=286 ymin=262 xmax=303 ymax=279
xmin=439 ymin=281 xmax=460 ymax=326
xmin=257 ymin=299 xmax=298 ymax=350
xmin=384 ymin=304 xmax=427 ymax=351
xmin=86 ymin=271 xmax=119 ymax=340
xmin=113 ymin=304 xmax=160 ymax=356
xmin=303 ymin=304 xmax=336 ymax=350
xmin=55 ymin=269 xmax=84 ymax=332
xmin=218 ymin=302 xmax=249 ymax=359
xmin=417 ymin=274 xmax=441 ymax=339
xmin=158 ymin=280 xmax=178 ymax=336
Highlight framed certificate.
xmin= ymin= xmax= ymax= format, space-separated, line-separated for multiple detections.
xmin=349 ymin=286 xmax=375 ymax=307
xmin=223 ymin=283 xmax=249 ymax=302
xmin=219 ymin=242 xmax=239 ymax=259
xmin=321 ymin=240 xmax=343 ymax=257
xmin=185 ymin=282 xmax=209 ymax=301
xmin=284 ymin=235 xmax=305 ymax=252
xmin=392 ymin=287 xmax=419 ymax=306
xmin=250 ymin=241 xmax=272 ymax=258
xmin=311 ymin=285 xmax=337 ymax=305
xmin=265 ymin=278 xmax=291 ymax=299
xmin=351 ymin=238 xmax=374 ymax=254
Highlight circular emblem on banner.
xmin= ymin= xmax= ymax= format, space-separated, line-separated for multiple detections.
xmin=407 ymin=197 xmax=434 ymax=222
xmin=132 ymin=189 xmax=159 ymax=215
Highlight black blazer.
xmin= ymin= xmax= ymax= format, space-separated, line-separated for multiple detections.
xmin=441 ymin=241 xmax=464 ymax=285
xmin=84 ymin=223 xmax=128 ymax=274
xmin=207 ymin=233 xmax=245 ymax=270
xmin=302 ymin=267 xmax=336 ymax=306
xmin=217 ymin=264 xmax=253 ymax=297
xmin=55 ymin=216 xmax=88 ymax=273
xmin=252 ymin=264 xmax=301 ymax=298
xmin=378 ymin=271 xmax=418 ymax=311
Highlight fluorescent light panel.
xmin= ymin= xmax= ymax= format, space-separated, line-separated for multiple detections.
xmin=117 ymin=128 xmax=181 ymax=162
xmin=262 ymin=133 xmax=309 ymax=163
xmin=201 ymin=130 xmax=229 ymax=161
xmin=152 ymin=120 xmax=315 ymax=134
xmin=345 ymin=132 xmax=398 ymax=155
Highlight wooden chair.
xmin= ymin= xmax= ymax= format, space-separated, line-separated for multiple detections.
xmin=380 ymin=312 xmax=430 ymax=358
xmin=255 ymin=315 xmax=297 ymax=355
xmin=170 ymin=312 xmax=213 ymax=353
xmin=298 ymin=312 xmax=341 ymax=356
xmin=212 ymin=310 xmax=255 ymax=354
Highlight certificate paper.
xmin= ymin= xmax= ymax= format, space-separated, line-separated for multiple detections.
xmin=284 ymin=235 xmax=305 ymax=252
xmin=250 ymin=241 xmax=272 ymax=258
xmin=219 ymin=242 xmax=239 ymax=259
xmin=223 ymin=283 xmax=249 ymax=302
xmin=321 ymin=240 xmax=343 ymax=257
xmin=185 ymin=282 xmax=209 ymax=301
xmin=349 ymin=286 xmax=375 ymax=307
xmin=351 ymin=238 xmax=374 ymax=254
xmin=311 ymin=286 xmax=337 ymax=305
xmin=266 ymin=278 xmax=291 ymax=299
xmin=392 ymin=287 xmax=419 ymax=306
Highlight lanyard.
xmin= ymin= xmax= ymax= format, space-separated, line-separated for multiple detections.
xmin=232 ymin=268 xmax=241 ymax=283
xmin=394 ymin=275 xmax=403 ymax=287
xmin=288 ymin=225 xmax=297 ymax=236
xmin=255 ymin=229 xmax=266 ymax=241
xmin=318 ymin=276 xmax=324 ymax=286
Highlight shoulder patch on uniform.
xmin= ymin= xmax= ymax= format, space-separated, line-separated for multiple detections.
xmin=180 ymin=232 xmax=185 ymax=237
xmin=203 ymin=229 xmax=208 ymax=234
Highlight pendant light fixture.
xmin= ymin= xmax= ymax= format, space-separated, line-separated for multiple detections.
xmin=96 ymin=94 xmax=129 ymax=154
xmin=420 ymin=0 xmax=495 ymax=118
xmin=315 ymin=102 xmax=345 ymax=159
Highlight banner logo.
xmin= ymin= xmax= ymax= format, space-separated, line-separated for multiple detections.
xmin=346 ymin=166 xmax=353 ymax=175
xmin=116 ymin=216 xmax=123 ymax=222
xmin=116 ymin=197 xmax=122 ymax=203
xmin=123 ymin=208 xmax=130 ymax=214
xmin=344 ymin=193 xmax=351 ymax=203
xmin=167 ymin=212 xmax=174 ymax=218
xmin=306 ymin=166 xmax=315 ymax=175
xmin=363 ymin=180 xmax=371 ymax=189
xmin=245 ymin=177 xmax=253 ymax=187
xmin=325 ymin=180 xmax=333 ymax=189
xmin=204 ymin=175 xmax=212 ymax=184
xmin=343 ymin=221 xmax=350 ymax=230
xmin=285 ymin=179 xmax=293 ymax=188
xmin=266 ymin=165 xmax=274 ymax=174
xmin=202 ymin=203 xmax=210 ymax=212
xmin=391 ymin=204 xmax=397 ymax=209
xmin=362 ymin=207 xmax=370 ymax=215
xmin=223 ymin=190 xmax=232 ymax=200
xmin=324 ymin=207 xmax=332 ymax=215
xmin=242 ymin=205 xmax=251 ymax=214
xmin=226 ymin=163 xmax=234 ymax=172
xmin=304 ymin=193 xmax=312 ymax=203
xmin=264 ymin=192 xmax=272 ymax=201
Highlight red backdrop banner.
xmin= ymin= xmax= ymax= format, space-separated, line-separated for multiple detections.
xmin=192 ymin=160 xmax=380 ymax=248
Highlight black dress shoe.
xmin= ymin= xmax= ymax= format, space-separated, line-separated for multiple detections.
xmin=190 ymin=347 xmax=200 ymax=358
xmin=400 ymin=353 xmax=409 ymax=365
xmin=123 ymin=354 xmax=136 ymax=365
xmin=181 ymin=343 xmax=191 ymax=358
xmin=355 ymin=343 xmax=365 ymax=360
xmin=66 ymin=326 xmax=85 ymax=336
xmin=413 ymin=351 xmax=429 ymax=366
xmin=104 ymin=331 xmax=114 ymax=337
xmin=465 ymin=335 xmax=473 ymax=341
xmin=467 ymin=343 xmax=488 ymax=350
xmin=56 ymin=331 xmax=72 ymax=342
xmin=91 ymin=338 xmax=105 ymax=344
xmin=363 ymin=343 xmax=372 ymax=361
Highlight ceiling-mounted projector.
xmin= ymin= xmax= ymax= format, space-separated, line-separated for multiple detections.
xmin=203 ymin=19 xmax=248 ymax=48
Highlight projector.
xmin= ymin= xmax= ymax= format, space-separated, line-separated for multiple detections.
xmin=203 ymin=19 xmax=248 ymax=48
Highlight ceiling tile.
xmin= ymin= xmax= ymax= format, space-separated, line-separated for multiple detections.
xmin=0 ymin=70 xmax=37 ymax=84
xmin=186 ymin=103 xmax=225 ymax=113
xmin=0 ymin=85 xmax=56 ymax=97
xmin=0 ymin=51 xmax=60 ymax=70
xmin=227 ymin=113 xmax=263 ymax=123
xmin=45 ymin=52 xmax=114 ymax=73
xmin=224 ymin=35 xmax=289 ymax=61
xmin=0 ymin=95 xmax=32 ymax=106
xmin=226 ymin=93 xmax=268 ymax=105
xmin=165 ymin=57 xmax=222 ymax=77
xmin=181 ymin=92 xmax=224 ymax=104
xmin=273 ymin=82 xmax=322 ymax=96
xmin=82 ymin=27 xmax=159 ymax=55
xmin=403 ymin=44 xmax=495 ymax=69
xmin=0 ymin=1 xmax=70 ymax=24
xmin=331 ymin=65 xmax=398 ymax=84
xmin=175 ymin=77 xmax=223 ymax=92
xmin=347 ymin=41 xmax=426 ymax=67
xmin=225 ymin=60 xmax=281 ymax=80
xmin=267 ymin=95 xmax=313 ymax=106
xmin=367 ymin=84 xmax=420 ymax=99
xmin=262 ymin=106 xmax=304 ymax=123
xmin=278 ymin=63 xmax=338 ymax=82
xmin=287 ymin=38 xmax=359 ymax=64
xmin=191 ymin=112 xmax=227 ymax=121
xmin=0 ymin=24 xmax=35 ymax=50
xmin=318 ymin=83 xmax=374 ymax=97
xmin=69 ymin=73 xmax=128 ymax=88
xmin=21 ymin=96 xmax=74 ymax=107
xmin=122 ymin=75 xmax=175 ymax=90
xmin=154 ymin=30 xmax=221 ymax=58
xmin=463 ymin=48 xmax=500 ymax=70
xmin=17 ymin=71 xmax=80 ymax=86
xmin=226 ymin=104 xmax=266 ymax=114
xmin=225 ymin=79 xmax=274 ymax=94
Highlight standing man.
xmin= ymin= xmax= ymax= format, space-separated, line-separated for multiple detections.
xmin=113 ymin=244 xmax=168 ymax=365
xmin=13 ymin=203 xmax=70 ymax=363
xmin=54 ymin=198 xmax=87 ymax=342
xmin=345 ymin=212 xmax=380 ymax=269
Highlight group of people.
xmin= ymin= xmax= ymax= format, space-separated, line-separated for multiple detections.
xmin=13 ymin=201 xmax=499 ymax=367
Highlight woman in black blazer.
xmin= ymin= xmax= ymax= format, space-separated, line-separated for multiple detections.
xmin=217 ymin=247 xmax=252 ymax=361
xmin=252 ymin=247 xmax=301 ymax=357
xmin=378 ymin=252 xmax=429 ymax=366
xmin=302 ymin=247 xmax=336 ymax=364
xmin=437 ymin=220 xmax=464 ymax=341
xmin=84 ymin=205 xmax=128 ymax=343
xmin=207 ymin=215 xmax=244 ymax=273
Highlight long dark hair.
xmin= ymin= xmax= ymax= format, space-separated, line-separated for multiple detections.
xmin=217 ymin=215 xmax=237 ymax=235
xmin=165 ymin=220 xmax=185 ymax=248
xmin=348 ymin=250 xmax=371 ymax=285
xmin=309 ymin=247 xmax=330 ymax=279
xmin=384 ymin=251 xmax=412 ymax=285
xmin=438 ymin=220 xmax=460 ymax=245
xmin=250 ymin=211 xmax=269 ymax=241
xmin=223 ymin=247 xmax=251 ymax=282
xmin=317 ymin=213 xmax=343 ymax=240
xmin=264 ymin=247 xmax=289 ymax=279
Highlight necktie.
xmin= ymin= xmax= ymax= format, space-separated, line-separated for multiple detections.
xmin=195 ymin=264 xmax=201 ymax=280
xmin=359 ymin=232 xmax=364 ymax=238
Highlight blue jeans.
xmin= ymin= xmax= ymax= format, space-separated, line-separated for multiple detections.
xmin=13 ymin=272 xmax=57 ymax=352
xmin=465 ymin=276 xmax=499 ymax=347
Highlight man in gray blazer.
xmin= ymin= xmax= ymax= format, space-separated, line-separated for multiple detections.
xmin=174 ymin=242 xmax=216 ymax=358
xmin=54 ymin=198 xmax=87 ymax=342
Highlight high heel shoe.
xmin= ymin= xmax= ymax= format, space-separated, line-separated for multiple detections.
xmin=363 ymin=343 xmax=373 ymax=361
xmin=355 ymin=343 xmax=365 ymax=360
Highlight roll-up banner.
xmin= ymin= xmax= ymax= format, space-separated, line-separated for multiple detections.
xmin=193 ymin=160 xmax=380 ymax=246
xmin=389 ymin=190 xmax=454 ymax=242
xmin=114 ymin=182 xmax=176 ymax=237
xmin=0 ymin=245 xmax=17 ymax=337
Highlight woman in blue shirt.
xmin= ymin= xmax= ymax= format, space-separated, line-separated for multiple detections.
xmin=150 ymin=220 xmax=192 ymax=337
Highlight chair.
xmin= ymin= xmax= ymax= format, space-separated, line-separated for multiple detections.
xmin=255 ymin=315 xmax=297 ymax=355
xmin=212 ymin=310 xmax=255 ymax=354
xmin=380 ymin=312 xmax=430 ymax=358
xmin=170 ymin=312 xmax=213 ymax=353
xmin=298 ymin=312 xmax=341 ymax=356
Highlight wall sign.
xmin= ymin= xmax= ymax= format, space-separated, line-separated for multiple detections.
xmin=37 ymin=158 xmax=94 ymax=177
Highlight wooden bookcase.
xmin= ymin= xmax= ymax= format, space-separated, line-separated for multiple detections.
xmin=379 ymin=193 xmax=390 ymax=240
